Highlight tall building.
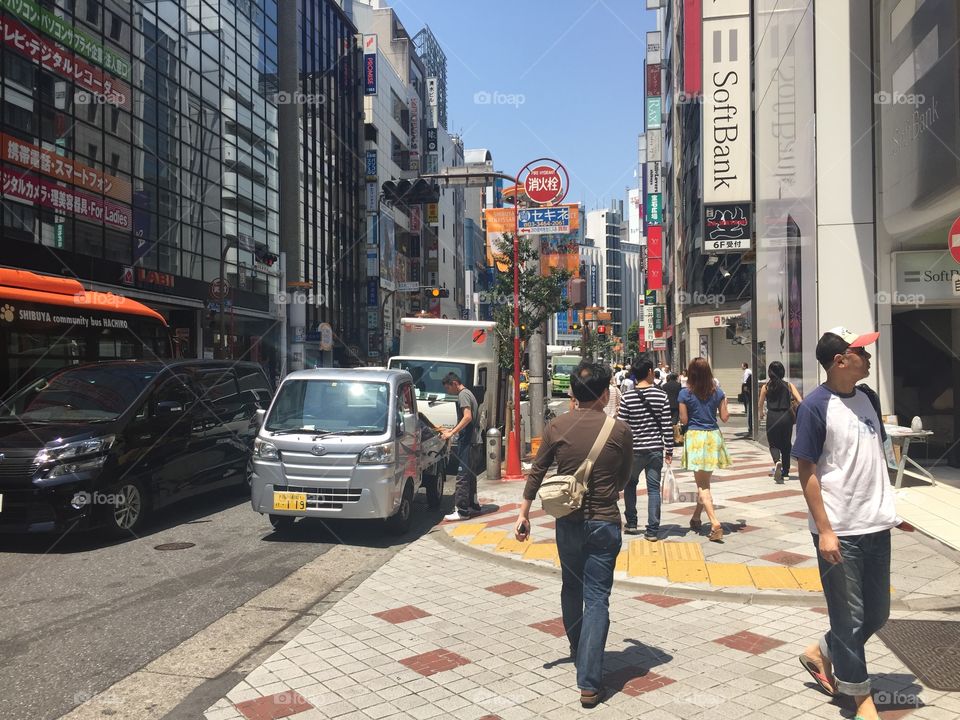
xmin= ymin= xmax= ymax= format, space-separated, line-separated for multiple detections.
xmin=274 ymin=0 xmax=365 ymax=369
xmin=0 ymin=0 xmax=283 ymax=378
xmin=342 ymin=0 xmax=426 ymax=356
xmin=586 ymin=203 xmax=625 ymax=337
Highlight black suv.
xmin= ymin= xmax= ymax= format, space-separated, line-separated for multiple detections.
xmin=0 ymin=360 xmax=272 ymax=535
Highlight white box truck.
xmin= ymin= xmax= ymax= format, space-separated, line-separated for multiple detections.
xmin=388 ymin=318 xmax=500 ymax=439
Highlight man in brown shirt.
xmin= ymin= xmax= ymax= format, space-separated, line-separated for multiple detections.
xmin=514 ymin=362 xmax=632 ymax=708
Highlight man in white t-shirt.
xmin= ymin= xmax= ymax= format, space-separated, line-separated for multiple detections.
xmin=792 ymin=327 xmax=899 ymax=720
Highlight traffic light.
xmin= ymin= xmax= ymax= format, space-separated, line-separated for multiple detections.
xmin=254 ymin=243 xmax=279 ymax=266
xmin=597 ymin=324 xmax=607 ymax=335
xmin=430 ymin=288 xmax=449 ymax=298
xmin=570 ymin=323 xmax=580 ymax=331
xmin=381 ymin=179 xmax=440 ymax=205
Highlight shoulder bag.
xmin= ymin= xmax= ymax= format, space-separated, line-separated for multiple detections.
xmin=538 ymin=415 xmax=616 ymax=518
xmin=788 ymin=383 xmax=800 ymax=421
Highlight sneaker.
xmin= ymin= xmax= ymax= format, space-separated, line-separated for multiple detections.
xmin=644 ymin=531 xmax=659 ymax=542
xmin=444 ymin=510 xmax=471 ymax=522
xmin=773 ymin=461 xmax=783 ymax=484
xmin=768 ymin=466 xmax=777 ymax=476
xmin=624 ymin=524 xmax=640 ymax=535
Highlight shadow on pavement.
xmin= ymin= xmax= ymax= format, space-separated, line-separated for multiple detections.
xmin=0 ymin=482 xmax=252 ymax=554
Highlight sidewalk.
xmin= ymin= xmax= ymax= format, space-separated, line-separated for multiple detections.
xmin=204 ymin=427 xmax=960 ymax=720
xmin=204 ymin=520 xmax=959 ymax=720
xmin=470 ymin=428 xmax=960 ymax=608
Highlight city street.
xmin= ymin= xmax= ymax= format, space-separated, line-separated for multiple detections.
xmin=0 ymin=485 xmax=447 ymax=720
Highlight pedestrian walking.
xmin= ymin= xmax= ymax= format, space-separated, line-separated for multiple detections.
xmin=514 ymin=362 xmax=633 ymax=708
xmin=603 ymin=370 xmax=622 ymax=418
xmin=679 ymin=357 xmax=731 ymax=541
xmin=741 ymin=362 xmax=753 ymax=434
xmin=617 ymin=357 xmax=674 ymax=540
xmin=793 ymin=328 xmax=898 ymax=720
xmin=440 ymin=373 xmax=482 ymax=521
xmin=662 ymin=372 xmax=682 ymax=425
xmin=620 ymin=367 xmax=636 ymax=393
xmin=757 ymin=361 xmax=803 ymax=482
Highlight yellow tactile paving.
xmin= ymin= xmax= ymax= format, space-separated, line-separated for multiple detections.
xmin=469 ymin=529 xmax=507 ymax=546
xmin=790 ymin=567 xmax=823 ymax=592
xmin=706 ymin=563 xmax=755 ymax=587
xmin=667 ymin=560 xmax=709 ymax=583
xmin=662 ymin=542 xmax=705 ymax=563
xmin=523 ymin=542 xmax=560 ymax=566
xmin=493 ymin=537 xmax=530 ymax=554
xmin=749 ymin=565 xmax=800 ymax=590
xmin=628 ymin=539 xmax=666 ymax=577
xmin=615 ymin=550 xmax=628 ymax=572
xmin=449 ymin=523 xmax=486 ymax=538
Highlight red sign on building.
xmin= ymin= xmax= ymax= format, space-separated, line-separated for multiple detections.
xmin=646 ymin=63 xmax=661 ymax=97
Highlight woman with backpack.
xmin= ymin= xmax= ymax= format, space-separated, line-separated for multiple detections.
xmin=757 ymin=361 xmax=804 ymax=483
xmin=679 ymin=357 xmax=731 ymax=541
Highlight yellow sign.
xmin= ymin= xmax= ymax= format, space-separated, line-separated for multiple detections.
xmin=427 ymin=203 xmax=439 ymax=224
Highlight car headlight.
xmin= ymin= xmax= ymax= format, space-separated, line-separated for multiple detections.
xmin=254 ymin=438 xmax=280 ymax=460
xmin=49 ymin=455 xmax=109 ymax=478
xmin=35 ymin=436 xmax=115 ymax=465
xmin=358 ymin=442 xmax=395 ymax=464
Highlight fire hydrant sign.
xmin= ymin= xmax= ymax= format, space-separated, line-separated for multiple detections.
xmin=524 ymin=166 xmax=563 ymax=204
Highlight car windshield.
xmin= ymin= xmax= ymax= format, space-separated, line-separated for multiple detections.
xmin=265 ymin=380 xmax=390 ymax=433
xmin=389 ymin=360 xmax=474 ymax=401
xmin=0 ymin=366 xmax=158 ymax=422
xmin=554 ymin=363 xmax=578 ymax=376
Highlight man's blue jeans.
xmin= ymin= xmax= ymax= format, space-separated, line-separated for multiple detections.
xmin=624 ymin=451 xmax=663 ymax=533
xmin=555 ymin=517 xmax=622 ymax=692
xmin=813 ymin=530 xmax=891 ymax=696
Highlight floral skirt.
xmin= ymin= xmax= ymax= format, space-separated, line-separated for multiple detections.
xmin=681 ymin=429 xmax=732 ymax=471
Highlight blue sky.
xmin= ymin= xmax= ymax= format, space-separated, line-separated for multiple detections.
xmin=391 ymin=0 xmax=657 ymax=211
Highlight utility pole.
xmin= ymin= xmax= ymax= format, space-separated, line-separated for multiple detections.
xmin=529 ymin=322 xmax=546 ymax=438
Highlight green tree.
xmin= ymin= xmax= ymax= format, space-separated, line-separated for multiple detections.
xmin=582 ymin=327 xmax=613 ymax=363
xmin=626 ymin=320 xmax=640 ymax=361
xmin=491 ymin=233 xmax=572 ymax=372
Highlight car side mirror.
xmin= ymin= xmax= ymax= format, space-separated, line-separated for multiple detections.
xmin=255 ymin=408 xmax=266 ymax=426
xmin=156 ymin=400 xmax=184 ymax=416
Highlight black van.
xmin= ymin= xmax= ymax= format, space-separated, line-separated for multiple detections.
xmin=0 ymin=360 xmax=272 ymax=535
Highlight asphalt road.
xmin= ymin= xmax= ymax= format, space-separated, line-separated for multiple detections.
xmin=0 ymin=482 xmax=445 ymax=720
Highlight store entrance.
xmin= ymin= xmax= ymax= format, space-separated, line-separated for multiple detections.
xmin=891 ymin=307 xmax=960 ymax=468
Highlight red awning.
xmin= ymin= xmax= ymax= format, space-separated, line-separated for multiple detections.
xmin=0 ymin=268 xmax=167 ymax=325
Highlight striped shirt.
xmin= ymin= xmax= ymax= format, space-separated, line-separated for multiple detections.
xmin=617 ymin=385 xmax=674 ymax=455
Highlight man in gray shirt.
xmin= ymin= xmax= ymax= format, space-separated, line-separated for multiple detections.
xmin=441 ymin=373 xmax=481 ymax=520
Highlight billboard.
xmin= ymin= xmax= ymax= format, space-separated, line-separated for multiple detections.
xmin=363 ymin=34 xmax=377 ymax=95
xmin=646 ymin=31 xmax=661 ymax=64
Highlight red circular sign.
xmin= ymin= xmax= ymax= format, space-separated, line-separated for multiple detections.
xmin=950 ymin=215 xmax=960 ymax=264
xmin=523 ymin=165 xmax=564 ymax=204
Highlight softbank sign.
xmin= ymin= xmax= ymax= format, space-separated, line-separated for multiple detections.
xmin=702 ymin=0 xmax=752 ymax=204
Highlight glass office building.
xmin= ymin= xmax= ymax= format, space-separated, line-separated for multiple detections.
xmin=1 ymin=0 xmax=281 ymax=371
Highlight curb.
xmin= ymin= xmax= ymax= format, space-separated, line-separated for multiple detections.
xmin=432 ymin=523 xmax=960 ymax=612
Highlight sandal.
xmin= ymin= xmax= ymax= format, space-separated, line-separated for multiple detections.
xmin=708 ymin=524 xmax=723 ymax=542
xmin=798 ymin=654 xmax=837 ymax=696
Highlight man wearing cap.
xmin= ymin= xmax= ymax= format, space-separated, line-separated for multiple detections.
xmin=792 ymin=327 xmax=898 ymax=720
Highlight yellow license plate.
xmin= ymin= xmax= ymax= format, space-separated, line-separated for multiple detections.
xmin=272 ymin=491 xmax=307 ymax=511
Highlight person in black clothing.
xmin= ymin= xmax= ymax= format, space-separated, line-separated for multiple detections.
xmin=757 ymin=361 xmax=804 ymax=482
xmin=662 ymin=372 xmax=682 ymax=425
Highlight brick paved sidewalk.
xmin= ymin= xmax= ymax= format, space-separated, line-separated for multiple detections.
xmin=454 ymin=429 xmax=960 ymax=607
xmin=205 ymin=527 xmax=959 ymax=720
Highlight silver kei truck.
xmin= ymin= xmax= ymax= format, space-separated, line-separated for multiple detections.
xmin=249 ymin=368 xmax=449 ymax=534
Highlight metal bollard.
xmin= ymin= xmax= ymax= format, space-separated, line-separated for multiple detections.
xmin=486 ymin=428 xmax=502 ymax=481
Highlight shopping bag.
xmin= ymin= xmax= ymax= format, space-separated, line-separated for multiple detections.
xmin=661 ymin=465 xmax=679 ymax=504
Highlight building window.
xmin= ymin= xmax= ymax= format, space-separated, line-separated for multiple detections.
xmin=85 ymin=0 xmax=100 ymax=24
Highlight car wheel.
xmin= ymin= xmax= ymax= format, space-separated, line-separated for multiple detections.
xmin=269 ymin=514 xmax=295 ymax=532
xmin=385 ymin=481 xmax=414 ymax=535
xmin=424 ymin=467 xmax=445 ymax=510
xmin=103 ymin=480 xmax=149 ymax=537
